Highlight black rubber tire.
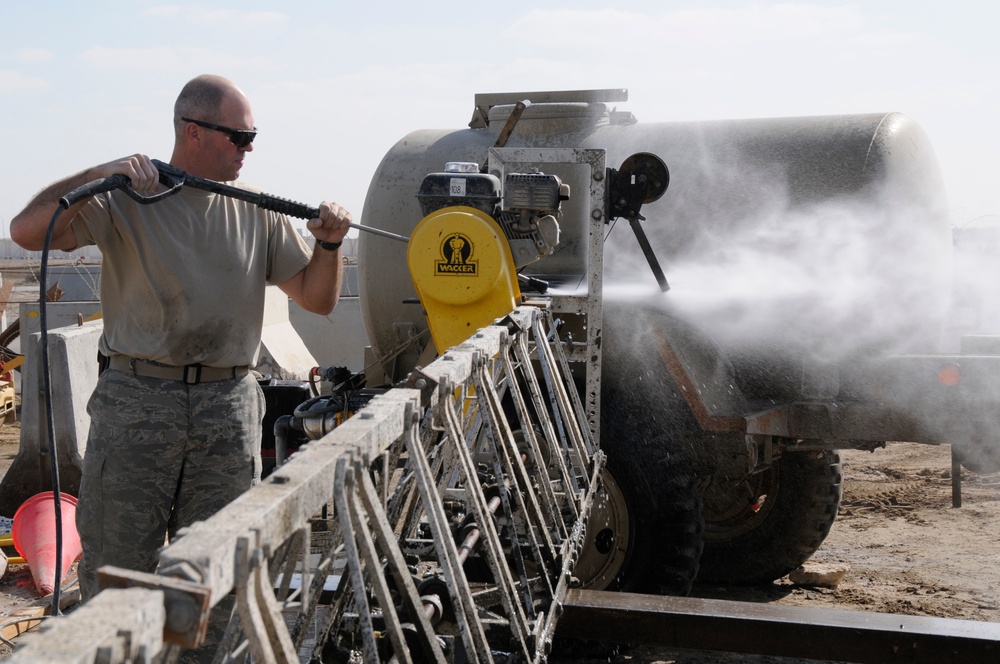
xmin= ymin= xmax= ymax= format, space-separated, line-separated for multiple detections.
xmin=597 ymin=413 xmax=704 ymax=595
xmin=583 ymin=309 xmax=704 ymax=596
xmin=697 ymin=449 xmax=843 ymax=585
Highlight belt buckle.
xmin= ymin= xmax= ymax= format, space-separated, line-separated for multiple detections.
xmin=184 ymin=365 xmax=202 ymax=385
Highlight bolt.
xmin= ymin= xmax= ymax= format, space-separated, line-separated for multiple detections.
xmin=591 ymin=209 xmax=603 ymax=220
xmin=414 ymin=378 xmax=427 ymax=390
xmin=593 ymin=170 xmax=604 ymax=181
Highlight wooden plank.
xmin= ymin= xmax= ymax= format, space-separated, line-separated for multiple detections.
xmin=1 ymin=586 xmax=80 ymax=641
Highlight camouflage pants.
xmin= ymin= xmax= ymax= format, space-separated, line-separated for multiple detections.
xmin=77 ymin=368 xmax=265 ymax=600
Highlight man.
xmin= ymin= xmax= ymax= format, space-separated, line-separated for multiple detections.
xmin=10 ymin=74 xmax=351 ymax=613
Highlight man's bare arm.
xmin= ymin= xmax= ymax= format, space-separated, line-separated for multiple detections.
xmin=10 ymin=154 xmax=160 ymax=251
xmin=279 ymin=201 xmax=352 ymax=315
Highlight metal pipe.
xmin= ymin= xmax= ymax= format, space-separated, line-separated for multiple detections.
xmin=273 ymin=414 xmax=293 ymax=468
xmin=952 ymin=445 xmax=963 ymax=508
xmin=150 ymin=159 xmax=410 ymax=242
xmin=387 ymin=495 xmax=503 ymax=664
xmin=558 ymin=589 xmax=1000 ymax=663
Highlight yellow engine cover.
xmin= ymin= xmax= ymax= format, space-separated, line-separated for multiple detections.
xmin=408 ymin=206 xmax=522 ymax=352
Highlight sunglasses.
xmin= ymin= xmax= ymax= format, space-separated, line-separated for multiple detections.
xmin=182 ymin=117 xmax=257 ymax=149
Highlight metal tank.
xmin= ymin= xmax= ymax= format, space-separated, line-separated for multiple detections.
xmin=356 ymin=90 xmax=954 ymax=590
xmin=358 ymin=90 xmax=952 ymax=387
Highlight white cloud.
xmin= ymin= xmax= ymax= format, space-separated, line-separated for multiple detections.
xmin=0 ymin=2 xmax=998 ymax=229
xmin=503 ymin=5 xmax=885 ymax=49
xmin=0 ymin=70 xmax=49 ymax=93
xmin=245 ymin=11 xmax=288 ymax=24
xmin=15 ymin=48 xmax=55 ymax=64
xmin=142 ymin=5 xmax=180 ymax=18
xmin=168 ymin=6 xmax=289 ymax=25
xmin=475 ymin=4 xmax=953 ymax=129
xmin=78 ymin=46 xmax=280 ymax=75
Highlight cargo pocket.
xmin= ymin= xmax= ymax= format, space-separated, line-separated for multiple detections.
xmin=77 ymin=451 xmax=106 ymax=554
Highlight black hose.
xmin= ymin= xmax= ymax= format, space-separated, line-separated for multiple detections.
xmin=37 ymin=174 xmax=134 ymax=616
xmin=38 ymin=205 xmax=66 ymax=617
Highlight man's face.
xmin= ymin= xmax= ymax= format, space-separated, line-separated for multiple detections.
xmin=195 ymin=93 xmax=255 ymax=182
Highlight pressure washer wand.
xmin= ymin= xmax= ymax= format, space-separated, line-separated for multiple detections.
xmin=151 ymin=159 xmax=410 ymax=243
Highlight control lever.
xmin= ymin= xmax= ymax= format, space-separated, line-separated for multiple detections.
xmin=607 ymin=152 xmax=671 ymax=292
xmin=627 ymin=216 xmax=669 ymax=292
xmin=59 ymin=173 xmax=183 ymax=208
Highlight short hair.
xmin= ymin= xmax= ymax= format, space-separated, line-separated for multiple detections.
xmin=173 ymin=75 xmax=231 ymax=138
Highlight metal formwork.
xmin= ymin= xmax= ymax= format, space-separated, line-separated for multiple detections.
xmin=8 ymin=305 xmax=603 ymax=663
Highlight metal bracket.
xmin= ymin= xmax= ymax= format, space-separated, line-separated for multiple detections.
xmin=97 ymin=565 xmax=212 ymax=648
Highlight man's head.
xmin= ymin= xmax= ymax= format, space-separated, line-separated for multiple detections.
xmin=171 ymin=74 xmax=255 ymax=182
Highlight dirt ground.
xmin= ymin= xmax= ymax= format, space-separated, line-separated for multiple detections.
xmin=558 ymin=442 xmax=1000 ymax=663
xmin=0 ymin=419 xmax=49 ymax=658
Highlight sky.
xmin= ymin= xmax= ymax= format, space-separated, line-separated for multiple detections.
xmin=2 ymin=1 xmax=999 ymax=237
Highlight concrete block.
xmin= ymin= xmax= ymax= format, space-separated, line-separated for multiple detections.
xmin=0 ymin=319 xmax=102 ymax=515
xmin=289 ymin=296 xmax=366 ymax=372
xmin=257 ymin=286 xmax=318 ymax=380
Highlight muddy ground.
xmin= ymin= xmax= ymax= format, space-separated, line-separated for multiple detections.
xmin=555 ymin=442 xmax=1000 ymax=663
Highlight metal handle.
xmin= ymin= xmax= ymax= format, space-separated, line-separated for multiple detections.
xmin=151 ymin=159 xmax=410 ymax=243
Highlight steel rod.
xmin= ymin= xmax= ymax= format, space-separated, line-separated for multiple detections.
xmin=558 ymin=589 xmax=1000 ymax=663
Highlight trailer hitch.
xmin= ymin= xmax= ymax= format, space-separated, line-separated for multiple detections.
xmin=607 ymin=152 xmax=671 ymax=292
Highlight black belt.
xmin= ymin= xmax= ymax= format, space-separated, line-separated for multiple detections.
xmin=108 ymin=355 xmax=249 ymax=385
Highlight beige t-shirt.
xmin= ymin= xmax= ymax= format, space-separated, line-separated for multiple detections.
xmin=72 ymin=185 xmax=312 ymax=367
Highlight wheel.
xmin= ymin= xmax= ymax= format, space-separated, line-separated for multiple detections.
xmin=575 ymin=441 xmax=703 ymax=595
xmin=573 ymin=309 xmax=704 ymax=596
xmin=574 ymin=468 xmax=630 ymax=591
xmin=697 ymin=449 xmax=842 ymax=585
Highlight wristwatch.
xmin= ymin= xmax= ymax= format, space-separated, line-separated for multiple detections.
xmin=316 ymin=239 xmax=342 ymax=251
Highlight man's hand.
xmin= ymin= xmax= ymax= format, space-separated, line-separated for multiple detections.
xmin=96 ymin=154 xmax=161 ymax=193
xmin=10 ymin=153 xmax=162 ymax=251
xmin=281 ymin=200 xmax=352 ymax=314
xmin=306 ymin=201 xmax=352 ymax=245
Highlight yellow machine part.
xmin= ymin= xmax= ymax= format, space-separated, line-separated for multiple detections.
xmin=408 ymin=206 xmax=522 ymax=352
xmin=0 ymin=355 xmax=20 ymax=425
